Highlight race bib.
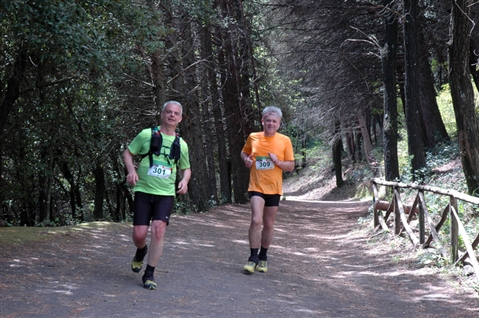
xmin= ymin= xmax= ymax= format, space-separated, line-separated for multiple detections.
xmin=256 ymin=156 xmax=275 ymax=170
xmin=147 ymin=161 xmax=173 ymax=179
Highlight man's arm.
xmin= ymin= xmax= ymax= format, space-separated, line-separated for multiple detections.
xmin=268 ymin=152 xmax=295 ymax=172
xmin=177 ymin=168 xmax=191 ymax=194
xmin=123 ymin=149 xmax=139 ymax=185
xmin=277 ymin=160 xmax=295 ymax=172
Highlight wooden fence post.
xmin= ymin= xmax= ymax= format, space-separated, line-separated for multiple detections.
xmin=394 ymin=188 xmax=401 ymax=235
xmin=372 ymin=183 xmax=379 ymax=227
xmin=450 ymin=196 xmax=458 ymax=263
xmin=418 ymin=191 xmax=425 ymax=244
xmin=371 ymin=178 xmax=479 ymax=271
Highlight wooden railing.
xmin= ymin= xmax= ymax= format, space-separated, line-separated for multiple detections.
xmin=371 ymin=178 xmax=479 ymax=282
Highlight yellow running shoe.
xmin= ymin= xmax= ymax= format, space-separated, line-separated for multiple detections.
xmin=256 ymin=260 xmax=268 ymax=273
xmin=131 ymin=257 xmax=143 ymax=273
xmin=243 ymin=260 xmax=257 ymax=274
xmin=142 ymin=277 xmax=157 ymax=290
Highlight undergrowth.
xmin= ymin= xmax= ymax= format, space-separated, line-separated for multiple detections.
xmin=353 ymin=136 xmax=479 ymax=296
xmin=286 ymin=84 xmax=479 ymax=295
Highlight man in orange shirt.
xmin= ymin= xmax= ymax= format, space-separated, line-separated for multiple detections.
xmin=240 ymin=106 xmax=295 ymax=274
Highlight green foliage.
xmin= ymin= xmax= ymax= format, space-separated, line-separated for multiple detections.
xmin=173 ymin=199 xmax=192 ymax=216
xmin=35 ymin=217 xmax=61 ymax=227
xmin=397 ymin=84 xmax=460 ymax=185
xmin=301 ymin=141 xmax=330 ymax=170
xmin=357 ymin=205 xmax=375 ymax=226
xmin=427 ymin=140 xmax=460 ymax=167
xmin=0 ymin=0 xmax=163 ymax=226
xmin=416 ymin=248 xmax=448 ymax=268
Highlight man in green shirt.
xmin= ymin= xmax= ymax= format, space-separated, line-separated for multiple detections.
xmin=123 ymin=101 xmax=191 ymax=290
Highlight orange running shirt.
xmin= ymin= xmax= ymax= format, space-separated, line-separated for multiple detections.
xmin=242 ymin=132 xmax=294 ymax=195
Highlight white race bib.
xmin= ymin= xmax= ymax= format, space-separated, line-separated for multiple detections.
xmin=147 ymin=161 xmax=173 ymax=179
xmin=256 ymin=156 xmax=275 ymax=170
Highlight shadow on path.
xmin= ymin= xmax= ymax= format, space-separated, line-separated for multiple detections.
xmin=1 ymin=200 xmax=478 ymax=317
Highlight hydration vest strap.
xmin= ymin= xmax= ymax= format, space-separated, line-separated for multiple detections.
xmin=140 ymin=127 xmax=180 ymax=168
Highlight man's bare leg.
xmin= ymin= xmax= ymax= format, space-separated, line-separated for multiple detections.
xmin=142 ymin=220 xmax=167 ymax=290
xmin=131 ymin=225 xmax=149 ymax=273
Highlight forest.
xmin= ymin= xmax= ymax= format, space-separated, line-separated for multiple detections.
xmin=1 ymin=0 xmax=479 ymax=227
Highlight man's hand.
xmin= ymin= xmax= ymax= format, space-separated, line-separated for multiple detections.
xmin=126 ymin=171 xmax=139 ymax=186
xmin=268 ymin=152 xmax=295 ymax=172
xmin=244 ymin=154 xmax=254 ymax=169
xmin=177 ymin=179 xmax=188 ymax=194
xmin=268 ymin=152 xmax=279 ymax=165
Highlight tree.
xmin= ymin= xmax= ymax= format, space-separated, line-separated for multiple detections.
xmin=381 ymin=0 xmax=400 ymax=181
xmin=403 ymin=0 xmax=426 ymax=178
xmin=265 ymin=1 xmax=385 ymax=184
xmin=0 ymin=0 xmax=159 ymax=225
xmin=417 ymin=24 xmax=450 ymax=148
xmin=332 ymin=120 xmax=345 ymax=187
xmin=449 ymin=0 xmax=479 ymax=195
xmin=216 ymin=0 xmax=254 ymax=204
xmin=201 ymin=24 xmax=231 ymax=203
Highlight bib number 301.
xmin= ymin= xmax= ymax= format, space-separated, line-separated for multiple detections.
xmin=256 ymin=156 xmax=274 ymax=170
xmin=148 ymin=162 xmax=172 ymax=179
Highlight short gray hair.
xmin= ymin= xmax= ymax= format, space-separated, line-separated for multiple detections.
xmin=163 ymin=100 xmax=183 ymax=116
xmin=262 ymin=106 xmax=282 ymax=119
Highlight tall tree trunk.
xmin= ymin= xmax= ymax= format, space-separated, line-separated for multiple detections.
xmin=382 ymin=0 xmax=399 ymax=181
xmin=449 ymin=0 xmax=479 ymax=194
xmin=345 ymin=130 xmax=355 ymax=163
xmin=332 ymin=120 xmax=344 ymax=187
xmin=178 ymin=15 xmax=211 ymax=212
xmin=298 ymin=121 xmax=307 ymax=170
xmin=469 ymin=36 xmax=479 ymax=90
xmin=38 ymin=145 xmax=54 ymax=223
xmin=219 ymin=0 xmax=250 ymax=204
xmin=216 ymin=31 xmax=238 ymax=203
xmin=417 ymin=16 xmax=450 ymax=148
xmin=199 ymin=24 xmax=219 ymax=205
xmin=61 ymin=162 xmax=83 ymax=222
xmin=357 ymin=111 xmax=378 ymax=176
xmin=212 ymin=21 xmax=232 ymax=203
xmin=236 ymin=0 xmax=255 ymax=132
xmin=17 ymin=146 xmax=36 ymax=226
xmin=38 ymin=147 xmax=48 ymax=223
xmin=145 ymin=0 xmax=165 ymax=120
xmin=0 ymin=48 xmax=27 ymax=218
xmin=113 ymin=155 xmax=127 ymax=221
xmin=403 ymin=0 xmax=426 ymax=178
xmin=93 ymin=164 xmax=105 ymax=220
xmin=355 ymin=128 xmax=362 ymax=162
xmin=151 ymin=51 xmax=166 ymax=117
xmin=156 ymin=1 xmax=212 ymax=211
xmin=0 ymin=47 xmax=26 ymax=139
xmin=469 ymin=5 xmax=479 ymax=90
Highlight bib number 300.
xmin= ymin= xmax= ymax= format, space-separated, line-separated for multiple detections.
xmin=256 ymin=156 xmax=274 ymax=170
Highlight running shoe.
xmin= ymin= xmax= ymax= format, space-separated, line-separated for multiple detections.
xmin=243 ymin=260 xmax=257 ymax=274
xmin=256 ymin=260 xmax=268 ymax=273
xmin=142 ymin=275 xmax=157 ymax=290
xmin=131 ymin=257 xmax=143 ymax=273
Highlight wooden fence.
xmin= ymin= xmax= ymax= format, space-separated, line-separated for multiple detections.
xmin=371 ymin=178 xmax=479 ymax=282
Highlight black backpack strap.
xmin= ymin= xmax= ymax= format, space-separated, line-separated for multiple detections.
xmin=140 ymin=128 xmax=181 ymax=168
xmin=139 ymin=151 xmax=155 ymax=168
xmin=169 ymin=135 xmax=181 ymax=164
xmin=139 ymin=127 xmax=160 ymax=168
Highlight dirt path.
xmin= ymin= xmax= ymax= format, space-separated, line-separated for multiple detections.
xmin=1 ymin=200 xmax=479 ymax=317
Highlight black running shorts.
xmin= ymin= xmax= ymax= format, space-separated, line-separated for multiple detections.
xmin=133 ymin=192 xmax=175 ymax=225
xmin=248 ymin=191 xmax=281 ymax=207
